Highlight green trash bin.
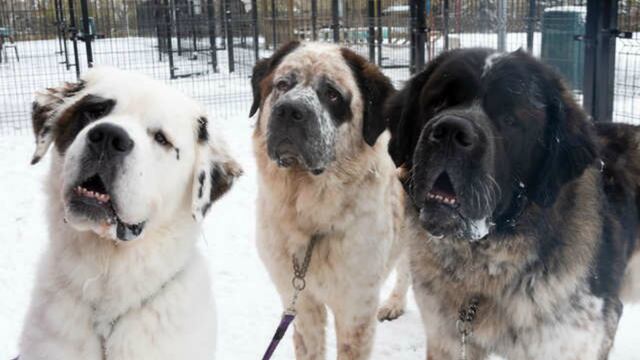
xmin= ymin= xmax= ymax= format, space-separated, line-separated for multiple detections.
xmin=541 ymin=6 xmax=586 ymax=91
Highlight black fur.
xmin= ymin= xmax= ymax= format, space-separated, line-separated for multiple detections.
xmin=197 ymin=116 xmax=209 ymax=143
xmin=387 ymin=48 xmax=639 ymax=307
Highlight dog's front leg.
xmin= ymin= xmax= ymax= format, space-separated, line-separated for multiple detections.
xmin=333 ymin=291 xmax=378 ymax=360
xmin=378 ymin=250 xmax=411 ymax=321
xmin=293 ymin=293 xmax=327 ymax=360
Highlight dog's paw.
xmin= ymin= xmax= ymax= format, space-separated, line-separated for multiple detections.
xmin=377 ymin=298 xmax=406 ymax=322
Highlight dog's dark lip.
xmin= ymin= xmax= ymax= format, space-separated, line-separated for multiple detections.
xmin=272 ymin=140 xmax=326 ymax=175
xmin=68 ymin=174 xmax=146 ymax=241
xmin=426 ymin=172 xmax=458 ymax=207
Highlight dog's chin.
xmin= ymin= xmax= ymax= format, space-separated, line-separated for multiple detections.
xmin=63 ymin=176 xmax=147 ymax=242
xmin=268 ymin=150 xmax=328 ymax=176
xmin=418 ymin=203 xmax=493 ymax=242
xmin=418 ymin=202 xmax=464 ymax=238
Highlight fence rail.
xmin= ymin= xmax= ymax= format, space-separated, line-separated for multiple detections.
xmin=1 ymin=0 xmax=638 ymax=135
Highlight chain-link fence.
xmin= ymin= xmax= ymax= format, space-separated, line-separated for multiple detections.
xmin=1 ymin=0 xmax=639 ymax=135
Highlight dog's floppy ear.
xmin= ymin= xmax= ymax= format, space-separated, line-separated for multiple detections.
xmin=249 ymin=41 xmax=301 ymax=118
xmin=340 ymin=48 xmax=395 ymax=147
xmin=530 ymin=78 xmax=597 ymax=207
xmin=191 ymin=117 xmax=243 ymax=221
xmin=30 ymin=80 xmax=86 ymax=165
xmin=386 ymin=55 xmax=446 ymax=167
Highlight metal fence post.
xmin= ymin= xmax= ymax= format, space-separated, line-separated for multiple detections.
xmin=584 ymin=0 xmax=618 ymax=122
xmin=164 ymin=0 xmax=176 ymax=79
xmin=174 ymin=0 xmax=182 ymax=56
xmin=526 ymin=0 xmax=536 ymax=53
xmin=376 ymin=0 xmax=382 ymax=66
xmin=416 ymin=0 xmax=426 ymax=72
xmin=67 ymin=0 xmax=81 ymax=78
xmin=332 ymin=0 xmax=339 ymax=43
xmin=225 ymin=0 xmax=234 ymax=73
xmin=443 ymin=0 xmax=449 ymax=50
xmin=409 ymin=0 xmax=416 ymax=73
xmin=220 ymin=0 xmax=226 ymax=49
xmin=583 ymin=0 xmax=597 ymax=118
xmin=311 ymin=0 xmax=318 ymax=41
xmin=79 ymin=0 xmax=93 ymax=67
xmin=497 ymin=0 xmax=507 ymax=52
xmin=206 ymin=0 xmax=218 ymax=72
xmin=252 ymin=0 xmax=259 ymax=61
xmin=368 ymin=0 xmax=375 ymax=62
xmin=271 ymin=0 xmax=277 ymax=49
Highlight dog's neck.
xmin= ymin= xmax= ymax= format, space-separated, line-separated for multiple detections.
xmin=44 ymin=172 xmax=199 ymax=319
xmin=254 ymin=130 xmax=398 ymax=242
xmin=416 ymin=167 xmax=602 ymax=297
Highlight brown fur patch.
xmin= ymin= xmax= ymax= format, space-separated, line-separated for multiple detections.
xmin=340 ymin=47 xmax=395 ymax=146
xmin=249 ymin=41 xmax=301 ymax=118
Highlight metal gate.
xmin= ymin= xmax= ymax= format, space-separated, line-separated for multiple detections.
xmin=1 ymin=0 xmax=639 ymax=135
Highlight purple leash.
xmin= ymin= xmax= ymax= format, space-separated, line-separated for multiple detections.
xmin=261 ymin=235 xmax=320 ymax=360
xmin=261 ymin=311 xmax=296 ymax=360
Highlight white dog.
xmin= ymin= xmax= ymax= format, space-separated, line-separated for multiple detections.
xmin=18 ymin=67 xmax=242 ymax=360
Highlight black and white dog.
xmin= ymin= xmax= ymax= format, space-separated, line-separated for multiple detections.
xmin=387 ymin=48 xmax=640 ymax=359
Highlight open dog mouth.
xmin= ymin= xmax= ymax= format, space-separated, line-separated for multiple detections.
xmin=70 ymin=174 xmax=146 ymax=241
xmin=426 ymin=172 xmax=458 ymax=207
xmin=419 ymin=170 xmax=494 ymax=241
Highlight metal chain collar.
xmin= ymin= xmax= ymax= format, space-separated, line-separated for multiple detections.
xmin=456 ymin=296 xmax=480 ymax=360
xmin=286 ymin=234 xmax=321 ymax=315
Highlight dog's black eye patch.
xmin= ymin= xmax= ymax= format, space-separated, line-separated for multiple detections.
xmin=55 ymin=95 xmax=116 ymax=153
xmin=317 ymin=78 xmax=352 ymax=125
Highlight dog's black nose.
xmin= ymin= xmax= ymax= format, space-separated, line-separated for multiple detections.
xmin=429 ymin=116 xmax=477 ymax=150
xmin=273 ymin=102 xmax=311 ymax=123
xmin=87 ymin=123 xmax=134 ymax=156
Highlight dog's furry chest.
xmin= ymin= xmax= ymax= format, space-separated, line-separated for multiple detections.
xmin=255 ymin=166 xmax=405 ymax=304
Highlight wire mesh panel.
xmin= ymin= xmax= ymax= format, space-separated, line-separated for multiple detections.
xmin=0 ymin=0 xmax=80 ymax=135
xmin=1 ymin=0 xmax=639 ymax=134
xmin=615 ymin=1 xmax=640 ymax=124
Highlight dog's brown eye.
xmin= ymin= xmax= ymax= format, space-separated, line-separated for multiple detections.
xmin=327 ymin=87 xmax=340 ymax=102
xmin=276 ymin=80 xmax=291 ymax=92
xmin=154 ymin=131 xmax=170 ymax=146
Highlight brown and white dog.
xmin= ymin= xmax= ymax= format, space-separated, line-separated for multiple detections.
xmin=250 ymin=41 xmax=410 ymax=359
xmin=386 ymin=48 xmax=640 ymax=359
xmin=19 ymin=67 xmax=241 ymax=360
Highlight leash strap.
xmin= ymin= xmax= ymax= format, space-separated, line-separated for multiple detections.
xmin=261 ymin=312 xmax=296 ymax=360
xmin=261 ymin=234 xmax=320 ymax=360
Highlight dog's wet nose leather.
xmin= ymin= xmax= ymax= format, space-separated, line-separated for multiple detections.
xmin=429 ymin=116 xmax=477 ymax=150
xmin=273 ymin=101 xmax=312 ymax=123
xmin=87 ymin=123 xmax=134 ymax=156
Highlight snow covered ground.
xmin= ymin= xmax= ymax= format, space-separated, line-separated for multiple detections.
xmin=1 ymin=108 xmax=640 ymax=359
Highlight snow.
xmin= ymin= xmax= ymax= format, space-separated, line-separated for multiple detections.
xmin=543 ymin=5 xmax=587 ymax=15
xmin=1 ymin=34 xmax=640 ymax=359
